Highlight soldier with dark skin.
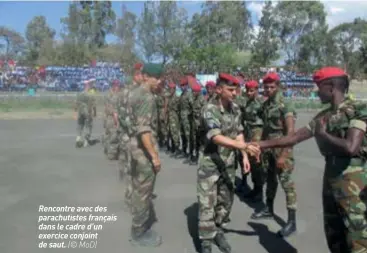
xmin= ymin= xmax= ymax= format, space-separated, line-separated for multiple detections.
xmin=251 ymin=67 xmax=367 ymax=253
xmin=198 ymin=73 xmax=260 ymax=253
xmin=242 ymin=80 xmax=264 ymax=202
xmin=166 ymin=82 xmax=181 ymax=156
xmin=205 ymin=81 xmax=216 ymax=102
xmin=250 ymin=72 xmax=298 ymax=238
xmin=178 ymin=76 xmax=194 ymax=159
xmin=189 ymin=82 xmax=206 ymax=165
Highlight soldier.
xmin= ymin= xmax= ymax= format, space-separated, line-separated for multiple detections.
xmin=166 ymin=82 xmax=181 ymax=156
xmin=155 ymin=87 xmax=168 ymax=150
xmin=103 ymin=80 xmax=121 ymax=160
xmin=178 ymin=76 xmax=194 ymax=159
xmin=116 ymin=64 xmax=144 ymax=210
xmin=242 ymin=80 xmax=264 ymax=202
xmin=74 ymin=80 xmax=96 ymax=148
xmin=189 ymin=83 xmax=206 ymax=165
xmin=128 ymin=63 xmax=164 ymax=247
xmin=205 ymin=80 xmax=216 ymax=101
xmin=198 ymin=73 xmax=259 ymax=253
xmin=252 ymin=67 xmax=367 ymax=252
xmin=250 ymin=72 xmax=297 ymax=238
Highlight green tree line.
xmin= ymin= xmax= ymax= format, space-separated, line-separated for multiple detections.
xmin=0 ymin=1 xmax=366 ymax=77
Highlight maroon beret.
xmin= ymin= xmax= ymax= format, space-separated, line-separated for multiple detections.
xmin=313 ymin=67 xmax=347 ymax=85
xmin=245 ymin=80 xmax=259 ymax=89
xmin=218 ymin=73 xmax=240 ymax=86
xmin=262 ymin=72 xmax=280 ymax=84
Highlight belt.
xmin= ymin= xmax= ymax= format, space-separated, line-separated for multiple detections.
xmin=326 ymin=157 xmax=366 ymax=167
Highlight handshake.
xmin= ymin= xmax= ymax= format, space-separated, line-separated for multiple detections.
xmin=237 ymin=141 xmax=261 ymax=159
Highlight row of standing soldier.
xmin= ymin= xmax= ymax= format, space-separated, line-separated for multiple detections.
xmin=80 ymin=64 xmax=367 ymax=253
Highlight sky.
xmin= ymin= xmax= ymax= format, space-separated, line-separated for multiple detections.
xmin=0 ymin=0 xmax=367 ymax=47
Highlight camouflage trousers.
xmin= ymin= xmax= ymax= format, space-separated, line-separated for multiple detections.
xmin=180 ymin=112 xmax=191 ymax=153
xmin=263 ymin=147 xmax=297 ymax=210
xmin=157 ymin=117 xmax=167 ymax=146
xmin=129 ymin=137 xmax=158 ymax=237
xmin=191 ymin=119 xmax=201 ymax=156
xmin=197 ymin=157 xmax=236 ymax=239
xmin=168 ymin=113 xmax=180 ymax=149
xmin=103 ymin=116 xmax=120 ymax=159
xmin=119 ymin=136 xmax=132 ymax=208
xmin=323 ymin=157 xmax=367 ymax=253
xmin=77 ymin=113 xmax=93 ymax=141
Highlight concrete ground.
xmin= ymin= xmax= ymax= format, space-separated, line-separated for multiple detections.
xmin=0 ymin=113 xmax=329 ymax=253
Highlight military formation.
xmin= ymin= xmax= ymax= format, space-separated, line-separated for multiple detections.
xmin=73 ymin=64 xmax=367 ymax=253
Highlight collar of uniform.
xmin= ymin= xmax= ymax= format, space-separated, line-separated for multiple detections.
xmin=216 ymin=98 xmax=233 ymax=114
xmin=268 ymin=91 xmax=282 ymax=104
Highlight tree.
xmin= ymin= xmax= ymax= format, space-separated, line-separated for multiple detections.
xmin=0 ymin=26 xmax=25 ymax=60
xmin=273 ymin=1 xmax=326 ymax=66
xmin=25 ymin=16 xmax=55 ymax=64
xmin=251 ymin=1 xmax=280 ymax=67
xmin=116 ymin=5 xmax=139 ymax=74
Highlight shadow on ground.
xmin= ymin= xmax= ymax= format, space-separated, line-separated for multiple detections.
xmin=184 ymin=203 xmax=201 ymax=253
xmin=223 ymin=222 xmax=298 ymax=253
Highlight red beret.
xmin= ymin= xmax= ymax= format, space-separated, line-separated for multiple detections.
xmin=218 ymin=73 xmax=240 ymax=86
xmin=206 ymin=81 xmax=216 ymax=88
xmin=245 ymin=80 xmax=259 ymax=89
xmin=168 ymin=82 xmax=176 ymax=88
xmin=180 ymin=76 xmax=188 ymax=86
xmin=134 ymin=62 xmax=143 ymax=70
xmin=262 ymin=72 xmax=280 ymax=84
xmin=192 ymin=84 xmax=202 ymax=92
xmin=313 ymin=67 xmax=347 ymax=85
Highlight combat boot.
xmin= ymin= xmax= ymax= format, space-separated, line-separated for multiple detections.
xmin=251 ymin=199 xmax=274 ymax=220
xmin=177 ymin=151 xmax=189 ymax=159
xmin=75 ymin=136 xmax=83 ymax=148
xmin=201 ymin=240 xmax=212 ymax=253
xmin=277 ymin=209 xmax=297 ymax=237
xmin=172 ymin=149 xmax=181 ymax=158
xmin=214 ymin=232 xmax=231 ymax=253
xmin=183 ymin=153 xmax=193 ymax=164
xmin=189 ymin=155 xmax=198 ymax=165
xmin=130 ymin=229 xmax=162 ymax=247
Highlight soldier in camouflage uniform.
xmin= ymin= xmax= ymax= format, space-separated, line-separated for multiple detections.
xmin=178 ymin=76 xmax=194 ymax=159
xmin=255 ymin=67 xmax=367 ymax=252
xmin=205 ymin=80 xmax=216 ymax=102
xmin=116 ymin=64 xmax=144 ymax=210
xmin=103 ymin=80 xmax=121 ymax=160
xmin=166 ymin=82 xmax=181 ymax=156
xmin=189 ymin=83 xmax=206 ymax=165
xmin=128 ymin=63 xmax=164 ymax=247
xmin=155 ymin=89 xmax=168 ymax=149
xmin=251 ymin=72 xmax=297 ymax=238
xmin=198 ymin=73 xmax=260 ymax=253
xmin=74 ymin=81 xmax=96 ymax=148
xmin=242 ymin=80 xmax=264 ymax=202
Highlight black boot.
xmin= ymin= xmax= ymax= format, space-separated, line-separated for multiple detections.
xmin=277 ymin=209 xmax=297 ymax=237
xmin=214 ymin=232 xmax=231 ymax=253
xmin=177 ymin=151 xmax=189 ymax=159
xmin=189 ymin=155 xmax=198 ymax=165
xmin=183 ymin=153 xmax=193 ymax=164
xmin=251 ymin=199 xmax=274 ymax=220
xmin=201 ymin=240 xmax=212 ymax=253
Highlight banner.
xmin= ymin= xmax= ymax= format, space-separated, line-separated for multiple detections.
xmin=195 ymin=74 xmax=217 ymax=87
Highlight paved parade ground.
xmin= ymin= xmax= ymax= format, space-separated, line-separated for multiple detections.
xmin=0 ymin=113 xmax=329 ymax=253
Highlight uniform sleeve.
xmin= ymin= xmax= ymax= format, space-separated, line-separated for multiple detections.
xmin=202 ymin=106 xmax=222 ymax=140
xmin=281 ymin=102 xmax=296 ymax=119
xmin=135 ymin=94 xmax=154 ymax=135
xmin=349 ymin=103 xmax=367 ymax=132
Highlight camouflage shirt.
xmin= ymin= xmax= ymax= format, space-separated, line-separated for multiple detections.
xmin=262 ymin=92 xmax=296 ymax=139
xmin=200 ymin=97 xmax=244 ymax=166
xmin=244 ymin=96 xmax=264 ymax=128
xmin=76 ymin=91 xmax=96 ymax=116
xmin=306 ymin=97 xmax=367 ymax=160
xmin=128 ymin=85 xmax=157 ymax=139
xmin=192 ymin=94 xmax=206 ymax=120
xmin=179 ymin=90 xmax=194 ymax=119
xmin=104 ymin=91 xmax=119 ymax=116
xmin=167 ymin=93 xmax=180 ymax=117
